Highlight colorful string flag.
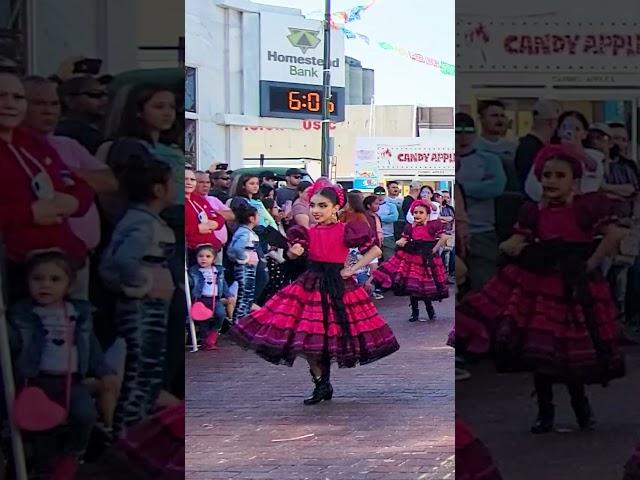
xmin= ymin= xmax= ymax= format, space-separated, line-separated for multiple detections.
xmin=341 ymin=27 xmax=357 ymax=39
xmin=334 ymin=25 xmax=455 ymax=77
xmin=331 ymin=0 xmax=378 ymax=26
xmin=322 ymin=0 xmax=454 ymax=77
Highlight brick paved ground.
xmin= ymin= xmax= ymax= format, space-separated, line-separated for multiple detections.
xmin=186 ymin=294 xmax=455 ymax=480
xmin=457 ymin=342 xmax=640 ymax=480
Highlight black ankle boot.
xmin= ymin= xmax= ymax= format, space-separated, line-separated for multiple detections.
xmin=409 ymin=299 xmax=419 ymax=322
xmin=531 ymin=404 xmax=555 ymax=434
xmin=303 ymin=370 xmax=333 ymax=405
xmin=425 ymin=301 xmax=436 ymax=321
xmin=571 ymin=396 xmax=595 ymax=430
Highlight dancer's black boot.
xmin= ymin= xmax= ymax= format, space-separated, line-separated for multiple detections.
xmin=531 ymin=374 xmax=555 ymax=434
xmin=408 ymin=297 xmax=419 ymax=322
xmin=569 ymin=384 xmax=595 ymax=430
xmin=304 ymin=368 xmax=333 ymax=405
xmin=424 ymin=300 xmax=436 ymax=321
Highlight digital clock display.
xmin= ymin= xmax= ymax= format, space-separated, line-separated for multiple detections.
xmin=260 ymin=81 xmax=345 ymax=122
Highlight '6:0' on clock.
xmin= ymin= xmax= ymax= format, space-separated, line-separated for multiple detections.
xmin=261 ymin=82 xmax=345 ymax=121
xmin=287 ymin=90 xmax=335 ymax=113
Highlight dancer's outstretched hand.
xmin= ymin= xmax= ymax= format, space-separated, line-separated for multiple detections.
xmin=289 ymin=243 xmax=305 ymax=257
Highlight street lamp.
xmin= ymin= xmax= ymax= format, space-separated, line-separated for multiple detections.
xmin=320 ymin=0 xmax=332 ymax=178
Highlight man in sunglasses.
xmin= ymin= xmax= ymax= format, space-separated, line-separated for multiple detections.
xmin=56 ymin=75 xmax=109 ymax=154
xmin=275 ymin=167 xmax=303 ymax=208
xmin=210 ymin=170 xmax=233 ymax=203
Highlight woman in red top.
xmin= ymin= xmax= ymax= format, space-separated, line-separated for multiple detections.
xmin=0 ymin=72 xmax=93 ymax=301
xmin=184 ymin=168 xmax=223 ymax=265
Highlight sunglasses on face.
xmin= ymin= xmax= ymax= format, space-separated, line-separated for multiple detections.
xmin=455 ymin=126 xmax=476 ymax=133
xmin=77 ymin=91 xmax=108 ymax=99
xmin=218 ymin=177 xmax=231 ymax=181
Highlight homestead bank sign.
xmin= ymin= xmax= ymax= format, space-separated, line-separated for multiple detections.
xmin=456 ymin=18 xmax=640 ymax=72
xmin=260 ymin=12 xmax=346 ymax=87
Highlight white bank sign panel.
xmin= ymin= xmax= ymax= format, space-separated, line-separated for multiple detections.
xmin=260 ymin=12 xmax=346 ymax=87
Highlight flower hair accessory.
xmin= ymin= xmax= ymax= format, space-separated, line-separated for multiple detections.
xmin=308 ymin=177 xmax=346 ymax=207
xmin=410 ymin=199 xmax=434 ymax=214
xmin=533 ymin=144 xmax=584 ymax=180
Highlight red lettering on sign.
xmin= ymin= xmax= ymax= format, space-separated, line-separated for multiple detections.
xmin=504 ymin=33 xmax=640 ymax=56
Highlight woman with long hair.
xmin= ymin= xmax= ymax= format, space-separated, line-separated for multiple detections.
xmin=100 ymin=83 xmax=187 ymax=399
xmin=228 ymin=174 xmax=277 ymax=303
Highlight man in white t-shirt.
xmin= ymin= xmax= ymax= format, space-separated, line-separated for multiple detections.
xmin=475 ymin=100 xmax=519 ymax=192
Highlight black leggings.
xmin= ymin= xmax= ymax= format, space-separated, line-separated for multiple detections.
xmin=534 ymin=373 xmax=586 ymax=405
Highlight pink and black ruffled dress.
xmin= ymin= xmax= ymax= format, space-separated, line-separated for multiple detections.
xmin=230 ymin=222 xmax=400 ymax=367
xmin=372 ymin=221 xmax=449 ymax=300
xmin=456 ymin=418 xmax=503 ymax=480
xmin=625 ymin=443 xmax=640 ymax=479
xmin=93 ymin=403 xmax=184 ymax=479
xmin=456 ymin=193 xmax=625 ymax=385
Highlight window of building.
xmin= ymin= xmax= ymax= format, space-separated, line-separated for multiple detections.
xmin=185 ymin=118 xmax=197 ymax=168
xmin=185 ymin=66 xmax=196 ymax=113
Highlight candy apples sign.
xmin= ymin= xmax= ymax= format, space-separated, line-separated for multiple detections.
xmin=355 ymin=136 xmax=455 ymax=177
xmin=456 ymin=18 xmax=640 ymax=72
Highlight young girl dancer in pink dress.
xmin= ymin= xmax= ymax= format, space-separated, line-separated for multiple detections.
xmin=372 ymin=199 xmax=449 ymax=322
xmin=456 ymin=144 xmax=625 ymax=433
xmin=231 ymin=180 xmax=399 ymax=404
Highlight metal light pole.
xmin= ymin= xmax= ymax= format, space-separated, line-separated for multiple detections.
xmin=320 ymin=0 xmax=332 ymax=178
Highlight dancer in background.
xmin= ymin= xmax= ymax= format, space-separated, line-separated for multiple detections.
xmin=456 ymin=145 xmax=625 ymax=434
xmin=372 ymin=199 xmax=449 ymax=322
xmin=230 ymin=179 xmax=399 ymax=405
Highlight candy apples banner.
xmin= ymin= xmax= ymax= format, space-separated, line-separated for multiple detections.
xmin=457 ymin=18 xmax=640 ymax=72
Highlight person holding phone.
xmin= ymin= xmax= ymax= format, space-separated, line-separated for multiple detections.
xmin=524 ymin=110 xmax=605 ymax=202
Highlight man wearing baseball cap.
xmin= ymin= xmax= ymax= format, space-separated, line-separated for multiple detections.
xmin=515 ymin=99 xmax=561 ymax=193
xmin=401 ymin=180 xmax=423 ymax=219
xmin=275 ymin=168 xmax=303 ymax=207
xmin=374 ymin=186 xmax=399 ymax=260
xmin=260 ymin=171 xmax=278 ymax=189
xmin=589 ymin=123 xmax=638 ymax=219
xmin=456 ymin=112 xmax=506 ymax=290
xmin=56 ymin=75 xmax=109 ymax=154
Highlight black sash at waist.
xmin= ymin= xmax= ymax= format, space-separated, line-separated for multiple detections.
xmin=307 ymin=261 xmax=350 ymax=337
xmin=401 ymin=239 xmax=447 ymax=296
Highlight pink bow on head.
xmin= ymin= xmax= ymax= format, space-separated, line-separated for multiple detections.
xmin=308 ymin=177 xmax=346 ymax=207
xmin=410 ymin=199 xmax=434 ymax=214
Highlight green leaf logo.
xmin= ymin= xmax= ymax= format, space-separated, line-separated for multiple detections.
xmin=287 ymin=28 xmax=321 ymax=53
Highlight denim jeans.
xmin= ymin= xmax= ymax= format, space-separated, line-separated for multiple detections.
xmin=355 ymin=270 xmax=369 ymax=287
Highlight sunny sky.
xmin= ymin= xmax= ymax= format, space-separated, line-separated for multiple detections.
xmin=258 ymin=0 xmax=455 ymax=107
